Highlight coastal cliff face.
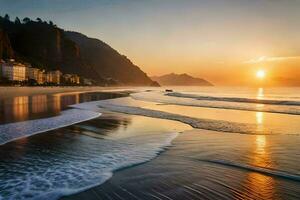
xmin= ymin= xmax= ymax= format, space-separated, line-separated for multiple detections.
xmin=0 ymin=16 xmax=157 ymax=86
xmin=65 ymin=31 xmax=154 ymax=85
xmin=0 ymin=30 xmax=14 ymax=59
xmin=0 ymin=17 xmax=103 ymax=81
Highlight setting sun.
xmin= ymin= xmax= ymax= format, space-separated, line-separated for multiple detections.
xmin=256 ymin=70 xmax=266 ymax=79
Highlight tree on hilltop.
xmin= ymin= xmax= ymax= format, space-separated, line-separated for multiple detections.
xmin=4 ymin=14 xmax=10 ymax=21
xmin=15 ymin=17 xmax=21 ymax=24
xmin=23 ymin=17 xmax=31 ymax=24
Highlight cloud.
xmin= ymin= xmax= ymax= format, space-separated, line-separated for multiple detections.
xmin=244 ymin=56 xmax=300 ymax=64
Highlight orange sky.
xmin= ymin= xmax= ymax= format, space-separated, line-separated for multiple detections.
xmin=3 ymin=0 xmax=300 ymax=86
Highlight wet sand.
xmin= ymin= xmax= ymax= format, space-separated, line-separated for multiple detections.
xmin=0 ymin=88 xmax=132 ymax=124
xmin=61 ymin=92 xmax=300 ymax=200
xmin=0 ymin=112 xmax=191 ymax=199
xmin=0 ymin=86 xmax=130 ymax=98
xmin=62 ymin=129 xmax=300 ymax=200
xmin=1 ymin=88 xmax=299 ymax=199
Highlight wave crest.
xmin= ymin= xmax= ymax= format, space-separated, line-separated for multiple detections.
xmin=167 ymin=92 xmax=300 ymax=106
xmin=0 ymin=109 xmax=101 ymax=145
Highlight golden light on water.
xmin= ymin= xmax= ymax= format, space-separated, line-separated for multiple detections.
xmin=255 ymin=111 xmax=265 ymax=133
xmin=256 ymin=112 xmax=264 ymax=124
xmin=257 ymin=87 xmax=264 ymax=99
xmin=256 ymin=70 xmax=266 ymax=79
xmin=241 ymin=134 xmax=275 ymax=200
xmin=255 ymin=135 xmax=266 ymax=154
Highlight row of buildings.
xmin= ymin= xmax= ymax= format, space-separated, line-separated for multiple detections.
xmin=0 ymin=59 xmax=91 ymax=85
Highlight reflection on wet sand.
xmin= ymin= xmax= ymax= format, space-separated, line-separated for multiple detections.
xmin=71 ymin=114 xmax=131 ymax=139
xmin=240 ymin=134 xmax=276 ymax=200
xmin=256 ymin=88 xmax=265 ymax=132
xmin=248 ymin=106 xmax=275 ymax=199
xmin=61 ymin=128 xmax=300 ymax=200
xmin=0 ymin=92 xmax=129 ymax=124
xmin=257 ymin=88 xmax=264 ymax=100
xmin=256 ymin=112 xmax=264 ymax=133
xmin=31 ymin=95 xmax=48 ymax=113
xmin=0 ymin=111 xmax=191 ymax=199
xmin=256 ymin=112 xmax=264 ymax=125
xmin=241 ymin=172 xmax=276 ymax=200
xmin=11 ymin=96 xmax=29 ymax=121
xmin=0 ymin=112 xmax=133 ymax=162
xmin=142 ymin=102 xmax=300 ymax=135
xmin=75 ymin=112 xmax=191 ymax=140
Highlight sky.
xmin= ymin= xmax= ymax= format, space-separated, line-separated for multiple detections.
xmin=1 ymin=0 xmax=300 ymax=86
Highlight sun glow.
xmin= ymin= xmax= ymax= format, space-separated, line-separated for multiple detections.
xmin=256 ymin=70 xmax=266 ymax=79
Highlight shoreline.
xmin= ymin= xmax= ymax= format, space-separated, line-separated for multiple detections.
xmin=0 ymin=88 xmax=300 ymax=199
xmin=0 ymin=86 xmax=135 ymax=98
xmin=61 ymin=128 xmax=300 ymax=200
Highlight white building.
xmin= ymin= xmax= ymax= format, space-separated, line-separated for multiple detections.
xmin=37 ymin=70 xmax=45 ymax=84
xmin=46 ymin=70 xmax=62 ymax=84
xmin=83 ymin=78 xmax=93 ymax=85
xmin=26 ymin=67 xmax=39 ymax=80
xmin=63 ymin=74 xmax=80 ymax=84
xmin=26 ymin=68 xmax=45 ymax=84
xmin=1 ymin=61 xmax=27 ymax=81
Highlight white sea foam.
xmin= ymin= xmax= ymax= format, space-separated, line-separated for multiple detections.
xmin=0 ymin=109 xmax=101 ymax=145
xmin=131 ymin=91 xmax=300 ymax=115
xmin=0 ymin=132 xmax=178 ymax=200
xmin=167 ymin=92 xmax=300 ymax=106
xmin=72 ymin=97 xmax=286 ymax=135
xmin=0 ymin=97 xmax=182 ymax=200
xmin=2 ymin=90 xmax=297 ymax=200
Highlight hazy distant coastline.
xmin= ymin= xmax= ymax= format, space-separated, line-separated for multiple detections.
xmin=151 ymin=73 xmax=213 ymax=86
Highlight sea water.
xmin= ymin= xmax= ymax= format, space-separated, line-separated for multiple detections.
xmin=0 ymin=87 xmax=300 ymax=199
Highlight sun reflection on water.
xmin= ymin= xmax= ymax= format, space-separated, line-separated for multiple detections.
xmin=255 ymin=135 xmax=266 ymax=155
xmin=240 ymin=134 xmax=276 ymax=200
xmin=256 ymin=112 xmax=264 ymax=125
xmin=255 ymin=111 xmax=265 ymax=134
xmin=257 ymin=88 xmax=264 ymax=100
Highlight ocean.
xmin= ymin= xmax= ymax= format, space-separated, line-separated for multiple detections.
xmin=0 ymin=87 xmax=299 ymax=200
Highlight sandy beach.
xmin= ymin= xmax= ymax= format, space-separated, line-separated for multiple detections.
xmin=62 ymin=129 xmax=300 ymax=200
xmin=0 ymin=86 xmax=132 ymax=98
xmin=1 ymin=88 xmax=300 ymax=200
xmin=2 ymin=1 xmax=300 ymax=199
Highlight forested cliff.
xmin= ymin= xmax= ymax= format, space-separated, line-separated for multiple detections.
xmin=0 ymin=15 xmax=157 ymax=86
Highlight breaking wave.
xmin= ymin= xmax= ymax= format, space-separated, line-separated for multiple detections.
xmin=131 ymin=92 xmax=300 ymax=115
xmin=71 ymin=100 xmax=289 ymax=135
xmin=0 ymin=132 xmax=178 ymax=200
xmin=0 ymin=109 xmax=101 ymax=145
xmin=167 ymin=92 xmax=300 ymax=106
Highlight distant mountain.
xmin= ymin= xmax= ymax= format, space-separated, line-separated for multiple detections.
xmin=0 ymin=15 xmax=157 ymax=86
xmin=151 ymin=73 xmax=213 ymax=86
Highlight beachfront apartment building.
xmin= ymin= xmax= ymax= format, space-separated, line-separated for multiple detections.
xmin=25 ymin=65 xmax=63 ymax=85
xmin=37 ymin=70 xmax=45 ymax=84
xmin=0 ymin=60 xmax=4 ymax=77
xmin=26 ymin=67 xmax=46 ymax=84
xmin=83 ymin=78 xmax=93 ymax=85
xmin=63 ymin=74 xmax=80 ymax=84
xmin=46 ymin=70 xmax=62 ymax=84
xmin=0 ymin=60 xmax=27 ymax=81
xmin=0 ymin=60 xmax=82 ymax=85
xmin=26 ymin=67 xmax=39 ymax=82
